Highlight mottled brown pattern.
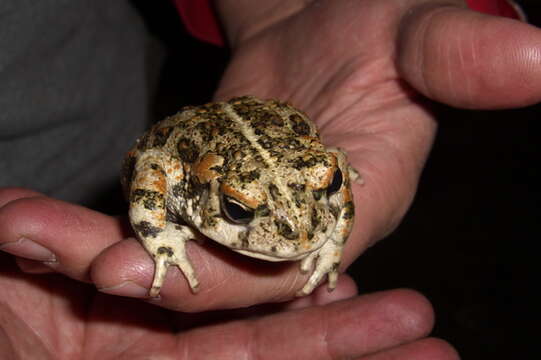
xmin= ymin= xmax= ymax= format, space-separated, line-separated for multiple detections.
xmin=133 ymin=221 xmax=162 ymax=238
xmin=152 ymin=126 xmax=174 ymax=147
xmin=177 ymin=138 xmax=199 ymax=163
xmin=289 ymin=114 xmax=311 ymax=135
xmin=122 ymin=96 xmax=358 ymax=297
xmin=131 ymin=189 xmax=164 ymax=211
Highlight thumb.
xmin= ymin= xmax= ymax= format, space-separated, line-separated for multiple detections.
xmin=397 ymin=4 xmax=541 ymax=109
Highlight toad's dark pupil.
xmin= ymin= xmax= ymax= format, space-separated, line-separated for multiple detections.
xmin=327 ymin=169 xmax=343 ymax=196
xmin=222 ymin=196 xmax=254 ymax=224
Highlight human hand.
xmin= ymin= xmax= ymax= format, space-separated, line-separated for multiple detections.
xmin=213 ymin=0 xmax=541 ymax=292
xmin=0 ymin=190 xmax=458 ymax=359
xmin=1 ymin=1 xmax=537 ymax=356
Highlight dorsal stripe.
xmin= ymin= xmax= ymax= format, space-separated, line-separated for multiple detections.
xmin=222 ymin=103 xmax=295 ymax=213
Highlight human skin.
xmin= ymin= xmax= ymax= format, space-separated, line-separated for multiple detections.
xmin=1 ymin=0 xmax=541 ymax=358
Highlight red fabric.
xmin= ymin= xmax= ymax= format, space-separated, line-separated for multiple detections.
xmin=466 ymin=0 xmax=522 ymax=19
xmin=174 ymin=0 xmax=523 ymax=46
xmin=173 ymin=0 xmax=224 ymax=46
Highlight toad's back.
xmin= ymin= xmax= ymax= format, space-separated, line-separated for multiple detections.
xmin=131 ymin=96 xmax=328 ymax=176
xmin=121 ymin=96 xmax=357 ymax=298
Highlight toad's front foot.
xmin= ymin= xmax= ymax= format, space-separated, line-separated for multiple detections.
xmin=297 ymin=240 xmax=342 ymax=296
xmin=144 ymin=224 xmax=199 ymax=297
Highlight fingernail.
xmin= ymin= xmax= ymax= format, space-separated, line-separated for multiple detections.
xmin=99 ymin=281 xmax=150 ymax=298
xmin=0 ymin=237 xmax=57 ymax=262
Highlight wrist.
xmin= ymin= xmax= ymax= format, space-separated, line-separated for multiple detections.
xmin=213 ymin=0 xmax=309 ymax=46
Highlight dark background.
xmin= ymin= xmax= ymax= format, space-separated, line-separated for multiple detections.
xmin=131 ymin=1 xmax=540 ymax=358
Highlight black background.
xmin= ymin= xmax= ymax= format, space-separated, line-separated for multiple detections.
xmin=130 ymin=1 xmax=540 ymax=358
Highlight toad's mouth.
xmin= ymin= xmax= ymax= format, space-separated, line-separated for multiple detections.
xmin=232 ymin=247 xmax=318 ymax=262
xmin=229 ymin=221 xmax=334 ymax=262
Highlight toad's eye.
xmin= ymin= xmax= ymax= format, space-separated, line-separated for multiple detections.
xmin=326 ymin=168 xmax=343 ymax=196
xmin=221 ymin=196 xmax=254 ymax=224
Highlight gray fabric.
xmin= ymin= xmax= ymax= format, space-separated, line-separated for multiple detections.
xmin=0 ymin=0 xmax=153 ymax=207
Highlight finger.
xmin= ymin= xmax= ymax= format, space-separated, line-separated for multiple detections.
xmin=360 ymin=338 xmax=459 ymax=360
xmin=173 ymin=289 xmax=436 ymax=359
xmin=398 ymin=4 xmax=541 ymax=109
xmin=166 ymin=274 xmax=359 ymax=331
xmin=0 ymin=187 xmax=42 ymax=207
xmin=92 ymin=235 xmax=356 ymax=311
xmin=92 ymin=236 xmax=320 ymax=311
xmin=0 ymin=191 xmax=128 ymax=282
